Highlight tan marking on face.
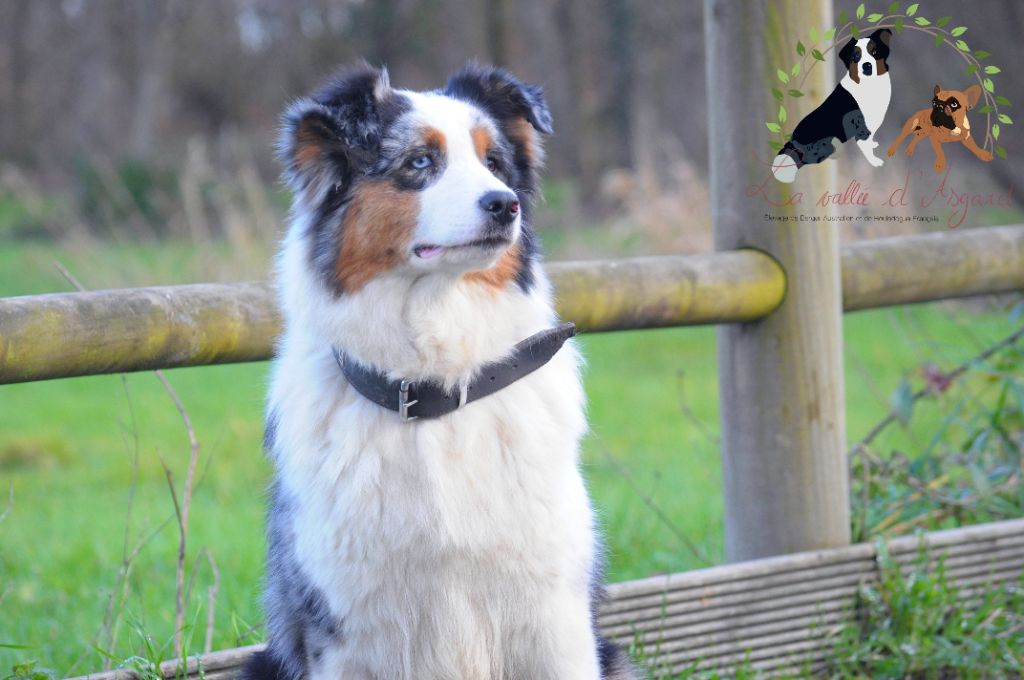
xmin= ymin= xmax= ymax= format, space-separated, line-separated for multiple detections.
xmin=471 ymin=125 xmax=493 ymax=163
xmin=336 ymin=182 xmax=418 ymax=292
xmin=464 ymin=242 xmax=521 ymax=291
xmin=507 ymin=118 xmax=539 ymax=166
xmin=875 ymin=58 xmax=887 ymax=75
xmin=421 ymin=126 xmax=447 ymax=154
xmin=848 ymin=61 xmax=860 ymax=84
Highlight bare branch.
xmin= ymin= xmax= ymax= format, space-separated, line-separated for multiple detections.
xmin=851 ymin=324 xmax=1024 ymax=453
xmin=53 ymin=260 xmax=86 ymax=291
xmin=592 ymin=438 xmax=712 ymax=567
xmin=204 ymin=551 xmax=220 ymax=654
xmin=155 ymin=369 xmax=202 ymax=660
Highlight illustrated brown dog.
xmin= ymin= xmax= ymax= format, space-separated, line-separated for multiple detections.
xmin=886 ymin=84 xmax=993 ymax=172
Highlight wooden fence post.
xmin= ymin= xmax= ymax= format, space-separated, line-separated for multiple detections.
xmin=704 ymin=0 xmax=851 ymax=561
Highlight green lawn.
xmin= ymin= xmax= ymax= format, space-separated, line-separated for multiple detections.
xmin=0 ymin=239 xmax=1017 ymax=674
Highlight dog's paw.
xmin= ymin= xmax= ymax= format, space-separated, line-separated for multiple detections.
xmin=886 ymin=145 xmax=898 ymax=157
xmin=868 ymin=155 xmax=884 ymax=167
xmin=771 ymin=154 xmax=798 ymax=184
xmin=979 ymin=150 xmax=994 ymax=162
xmin=934 ymin=159 xmax=946 ymax=173
xmin=905 ymin=146 xmax=916 ymax=157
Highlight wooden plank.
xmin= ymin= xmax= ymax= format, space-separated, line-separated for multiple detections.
xmin=68 ymin=645 xmax=265 ymax=680
xmin=0 ymin=282 xmax=279 ymax=384
xmin=599 ymin=567 xmax=871 ymax=626
xmin=653 ymin=627 xmax=835 ymax=671
xmin=618 ymin=599 xmax=850 ymax=647
xmin=842 ymin=225 xmax=1024 ymax=311
xmin=546 ymin=250 xmax=786 ymax=331
xmin=605 ymin=541 xmax=876 ymax=601
xmin=706 ymin=0 xmax=850 ymax=562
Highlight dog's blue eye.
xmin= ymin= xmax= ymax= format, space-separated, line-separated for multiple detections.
xmin=409 ymin=155 xmax=432 ymax=170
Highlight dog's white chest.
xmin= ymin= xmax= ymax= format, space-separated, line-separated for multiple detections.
xmin=846 ymin=72 xmax=891 ymax=133
xmin=274 ymin=341 xmax=595 ymax=678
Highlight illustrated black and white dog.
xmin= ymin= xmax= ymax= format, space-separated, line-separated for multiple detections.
xmin=239 ymin=63 xmax=639 ymax=680
xmin=772 ymin=28 xmax=893 ymax=183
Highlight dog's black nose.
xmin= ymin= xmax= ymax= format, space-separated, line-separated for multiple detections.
xmin=479 ymin=190 xmax=520 ymax=226
xmin=862 ymin=61 xmax=873 ymax=76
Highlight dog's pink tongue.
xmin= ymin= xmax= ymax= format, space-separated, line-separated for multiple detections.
xmin=415 ymin=245 xmax=444 ymax=260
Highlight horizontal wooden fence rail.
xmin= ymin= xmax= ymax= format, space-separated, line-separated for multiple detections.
xmin=0 ymin=250 xmax=785 ymax=383
xmin=66 ymin=518 xmax=1024 ymax=680
xmin=2 ymin=225 xmax=1022 ymax=384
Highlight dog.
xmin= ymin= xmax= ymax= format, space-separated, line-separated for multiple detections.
xmin=239 ymin=63 xmax=639 ymax=680
xmin=886 ymin=84 xmax=993 ymax=172
xmin=772 ymin=28 xmax=893 ymax=183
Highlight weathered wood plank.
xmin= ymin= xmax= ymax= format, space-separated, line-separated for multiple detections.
xmin=68 ymin=645 xmax=265 ymax=680
xmin=0 ymin=282 xmax=279 ymax=383
xmin=546 ymin=250 xmax=786 ymax=331
xmin=842 ymin=225 xmax=1024 ymax=311
xmin=706 ymin=0 xmax=851 ymax=562
xmin=66 ymin=519 xmax=1024 ymax=680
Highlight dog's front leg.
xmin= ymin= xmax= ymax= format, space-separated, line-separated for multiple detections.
xmin=962 ymin=133 xmax=994 ymax=162
xmin=929 ymin=135 xmax=947 ymax=172
xmin=857 ymin=135 xmax=885 ymax=167
xmin=887 ymin=116 xmax=920 ymax=156
xmin=905 ymin=129 xmax=927 ymax=156
xmin=510 ymin=593 xmax=602 ymax=680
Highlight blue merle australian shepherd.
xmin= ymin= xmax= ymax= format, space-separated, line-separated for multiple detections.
xmin=240 ymin=63 xmax=640 ymax=680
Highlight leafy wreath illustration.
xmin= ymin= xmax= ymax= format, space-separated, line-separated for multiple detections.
xmin=766 ymin=2 xmax=1013 ymax=161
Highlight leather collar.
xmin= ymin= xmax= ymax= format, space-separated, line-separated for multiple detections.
xmin=332 ymin=322 xmax=576 ymax=421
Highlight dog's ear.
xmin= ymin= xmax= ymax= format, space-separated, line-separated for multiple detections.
xmin=964 ymin=84 xmax=982 ymax=109
xmin=870 ymin=28 xmax=892 ymax=47
xmin=838 ymin=38 xmax=857 ymax=66
xmin=934 ymin=84 xmax=942 ymax=96
xmin=279 ymin=62 xmax=393 ymax=199
xmin=445 ymin=64 xmax=553 ymax=135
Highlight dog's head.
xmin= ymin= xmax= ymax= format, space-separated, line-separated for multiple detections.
xmin=280 ymin=62 xmax=551 ymax=296
xmin=930 ymin=84 xmax=981 ymax=129
xmin=839 ymin=28 xmax=892 ymax=84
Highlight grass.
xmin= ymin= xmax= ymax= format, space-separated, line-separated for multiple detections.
xmin=0 ymin=238 xmax=1020 ymax=675
xmin=830 ymin=543 xmax=1024 ymax=678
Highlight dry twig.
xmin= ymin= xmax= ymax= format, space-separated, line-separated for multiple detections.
xmin=851 ymin=323 xmax=1024 ymax=453
xmin=592 ymin=438 xmax=712 ymax=567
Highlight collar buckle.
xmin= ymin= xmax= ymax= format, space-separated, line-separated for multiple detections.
xmin=398 ymin=379 xmax=419 ymax=422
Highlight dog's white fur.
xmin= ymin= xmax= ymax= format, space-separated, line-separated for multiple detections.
xmin=267 ymin=91 xmax=604 ymax=679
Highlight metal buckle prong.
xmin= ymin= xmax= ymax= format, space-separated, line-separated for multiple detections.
xmin=398 ymin=379 xmax=419 ymax=421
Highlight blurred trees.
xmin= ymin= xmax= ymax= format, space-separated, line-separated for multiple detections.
xmin=0 ymin=0 xmax=1019 ymax=234
xmin=0 ymin=0 xmax=703 ymax=211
